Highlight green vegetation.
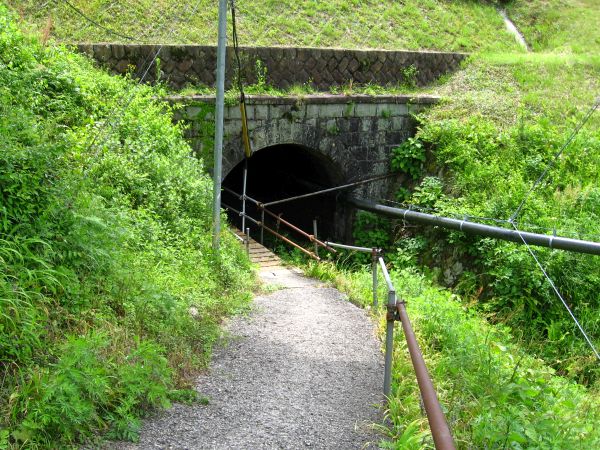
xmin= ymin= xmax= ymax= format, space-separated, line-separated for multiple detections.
xmin=5 ymin=0 xmax=600 ymax=448
xmin=298 ymin=260 xmax=600 ymax=448
xmin=0 ymin=5 xmax=253 ymax=448
xmin=507 ymin=0 xmax=600 ymax=54
xmin=401 ymin=53 xmax=600 ymax=383
xmin=11 ymin=0 xmax=521 ymax=52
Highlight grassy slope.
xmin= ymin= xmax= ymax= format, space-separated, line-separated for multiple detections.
xmin=6 ymin=0 xmax=600 ymax=447
xmin=11 ymin=0 xmax=522 ymax=52
xmin=399 ymin=52 xmax=600 ymax=384
xmin=507 ymin=0 xmax=600 ymax=54
xmin=0 ymin=4 xmax=253 ymax=448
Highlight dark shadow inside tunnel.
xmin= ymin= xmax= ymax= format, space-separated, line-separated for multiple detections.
xmin=222 ymin=144 xmax=345 ymax=244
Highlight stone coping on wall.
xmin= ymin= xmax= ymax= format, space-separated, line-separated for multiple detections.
xmin=76 ymin=43 xmax=467 ymax=90
xmin=165 ymin=93 xmax=441 ymax=106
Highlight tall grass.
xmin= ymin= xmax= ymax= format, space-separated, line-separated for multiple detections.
xmin=302 ymin=260 xmax=600 ymax=448
xmin=0 ymin=5 xmax=254 ymax=447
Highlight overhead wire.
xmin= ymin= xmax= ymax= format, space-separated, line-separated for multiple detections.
xmin=54 ymin=0 xmax=136 ymax=41
xmin=74 ymin=0 xmax=206 ymax=170
xmin=510 ymin=222 xmax=600 ymax=361
xmin=230 ymin=0 xmax=252 ymax=158
xmin=509 ymin=97 xmax=600 ymax=223
xmin=41 ymin=0 xmax=600 ymax=363
xmin=503 ymin=97 xmax=600 ymax=361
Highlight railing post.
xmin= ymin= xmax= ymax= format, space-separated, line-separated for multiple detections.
xmin=313 ymin=219 xmax=319 ymax=258
xmin=384 ymin=289 xmax=396 ymax=398
xmin=241 ymin=161 xmax=248 ymax=232
xmin=260 ymin=209 xmax=265 ymax=245
xmin=245 ymin=227 xmax=250 ymax=255
xmin=372 ymin=248 xmax=378 ymax=308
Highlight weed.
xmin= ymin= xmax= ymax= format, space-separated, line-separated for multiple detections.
xmin=390 ymin=138 xmax=426 ymax=180
xmin=0 ymin=6 xmax=254 ymax=447
xmin=10 ymin=0 xmax=525 ymax=52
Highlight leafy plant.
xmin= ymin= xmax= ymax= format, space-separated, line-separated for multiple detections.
xmin=390 ymin=138 xmax=426 ymax=180
xmin=0 ymin=6 xmax=254 ymax=447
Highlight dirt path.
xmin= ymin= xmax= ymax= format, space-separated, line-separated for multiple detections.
xmin=113 ymin=267 xmax=384 ymax=449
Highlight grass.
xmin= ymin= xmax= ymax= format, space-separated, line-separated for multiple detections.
xmin=0 ymin=5 xmax=255 ymax=447
xmin=10 ymin=0 xmax=522 ymax=52
xmin=176 ymin=79 xmax=427 ymax=99
xmin=506 ymin=0 xmax=600 ymax=54
xmin=5 ymin=0 xmax=600 ymax=447
xmin=297 ymin=259 xmax=600 ymax=449
xmin=390 ymin=51 xmax=600 ymax=384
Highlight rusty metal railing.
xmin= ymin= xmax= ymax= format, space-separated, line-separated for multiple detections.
xmin=324 ymin=241 xmax=456 ymax=449
xmin=222 ymin=201 xmax=332 ymax=261
xmin=223 ymin=187 xmax=337 ymax=259
xmin=222 ymin=184 xmax=454 ymax=447
xmin=227 ymin=226 xmax=250 ymax=255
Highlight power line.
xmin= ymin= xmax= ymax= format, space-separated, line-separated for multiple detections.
xmin=54 ymin=0 xmax=136 ymax=41
xmin=509 ymin=97 xmax=600 ymax=222
xmin=80 ymin=0 xmax=206 ymax=167
xmin=510 ymin=222 xmax=600 ymax=361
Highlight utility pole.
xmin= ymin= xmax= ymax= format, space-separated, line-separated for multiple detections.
xmin=212 ymin=0 xmax=228 ymax=252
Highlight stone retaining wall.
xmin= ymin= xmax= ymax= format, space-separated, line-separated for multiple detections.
xmin=77 ymin=44 xmax=467 ymax=89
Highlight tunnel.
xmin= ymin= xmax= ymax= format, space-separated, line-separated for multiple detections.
xmin=222 ymin=144 xmax=345 ymax=246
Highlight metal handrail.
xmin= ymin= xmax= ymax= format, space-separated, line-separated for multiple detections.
xmin=227 ymin=228 xmax=245 ymax=243
xmin=262 ymin=173 xmax=393 ymax=207
xmin=324 ymin=241 xmax=373 ymax=253
xmin=222 ymin=202 xmax=321 ymax=260
xmin=223 ymin=188 xmax=335 ymax=253
xmin=260 ymin=207 xmax=337 ymax=253
xmin=226 ymin=227 xmax=250 ymax=255
xmin=324 ymin=240 xmax=456 ymax=449
xmin=395 ymin=300 xmax=455 ymax=450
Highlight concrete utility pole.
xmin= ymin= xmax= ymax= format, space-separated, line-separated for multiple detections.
xmin=212 ymin=0 xmax=228 ymax=252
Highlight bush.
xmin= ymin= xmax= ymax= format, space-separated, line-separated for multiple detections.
xmin=0 ymin=6 xmax=253 ymax=447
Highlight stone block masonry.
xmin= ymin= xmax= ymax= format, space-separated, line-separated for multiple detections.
xmin=167 ymin=93 xmax=439 ymax=201
xmin=77 ymin=44 xmax=467 ymax=90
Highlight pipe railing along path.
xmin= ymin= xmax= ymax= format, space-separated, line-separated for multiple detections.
xmin=220 ymin=184 xmax=600 ymax=449
xmin=325 ymin=241 xmax=456 ymax=450
xmin=222 ymin=187 xmax=456 ymax=448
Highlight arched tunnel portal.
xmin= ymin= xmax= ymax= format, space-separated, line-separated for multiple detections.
xmin=222 ymin=144 xmax=348 ymax=243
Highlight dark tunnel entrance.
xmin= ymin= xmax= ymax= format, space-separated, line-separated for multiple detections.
xmin=222 ymin=144 xmax=344 ymax=244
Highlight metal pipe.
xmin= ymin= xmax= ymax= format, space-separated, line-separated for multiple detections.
xmin=223 ymin=186 xmax=242 ymax=200
xmin=260 ymin=222 xmax=320 ymax=260
xmin=348 ymin=197 xmax=600 ymax=256
xmin=372 ymin=250 xmax=378 ymax=308
xmin=241 ymin=159 xmax=248 ymax=232
xmin=260 ymin=207 xmax=336 ymax=252
xmin=222 ymin=203 xmax=320 ymax=260
xmin=383 ymin=289 xmax=396 ymax=397
xmin=211 ymin=0 xmax=228 ymax=252
xmin=245 ymin=227 xmax=250 ymax=255
xmin=263 ymin=174 xmax=393 ymax=207
xmin=378 ymin=256 xmax=394 ymax=291
xmin=396 ymin=301 xmax=456 ymax=450
xmin=323 ymin=241 xmax=373 ymax=253
xmin=313 ymin=219 xmax=319 ymax=258
xmin=227 ymin=228 xmax=245 ymax=243
xmin=261 ymin=209 xmax=265 ymax=245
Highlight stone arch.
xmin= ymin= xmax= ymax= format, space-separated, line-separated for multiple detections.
xmin=222 ymin=142 xmax=348 ymax=240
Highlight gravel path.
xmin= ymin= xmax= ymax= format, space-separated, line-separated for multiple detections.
xmin=112 ymin=268 xmax=384 ymax=449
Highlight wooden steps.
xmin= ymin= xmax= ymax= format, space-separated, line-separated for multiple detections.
xmin=234 ymin=229 xmax=282 ymax=268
